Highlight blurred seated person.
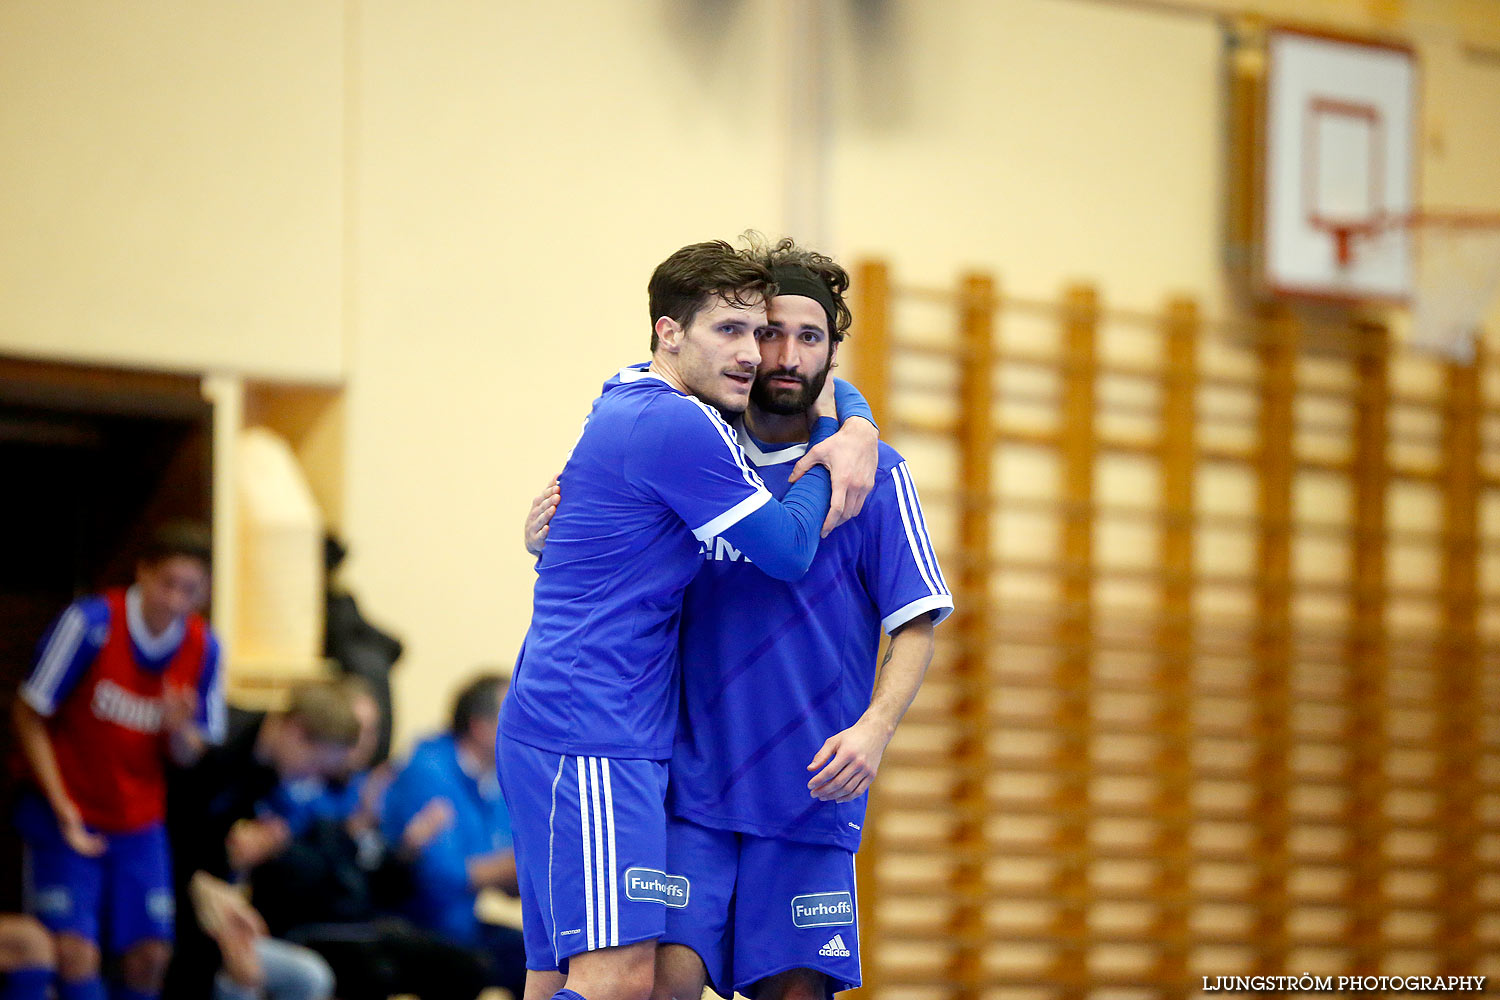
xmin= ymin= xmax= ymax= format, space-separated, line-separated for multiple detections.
xmin=251 ymin=684 xmax=487 ymax=1000
xmin=163 ymin=679 xmax=360 ymax=1000
xmin=381 ymin=673 xmax=525 ymax=998
xmin=0 ymin=914 xmax=54 ymax=1000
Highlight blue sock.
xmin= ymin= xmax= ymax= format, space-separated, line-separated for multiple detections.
xmin=109 ymin=986 xmax=159 ymax=1000
xmin=552 ymin=991 xmax=589 ymax=1000
xmin=57 ymin=975 xmax=108 ymax=1000
xmin=0 ymin=968 xmax=51 ymax=1000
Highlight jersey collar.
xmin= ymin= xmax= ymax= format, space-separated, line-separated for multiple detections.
xmin=125 ymin=584 xmax=185 ymax=660
xmin=615 ymin=362 xmax=673 ymax=388
xmin=734 ymin=417 xmax=809 ymax=464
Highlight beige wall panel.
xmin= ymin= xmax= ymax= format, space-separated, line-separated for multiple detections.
xmin=339 ymin=1 xmax=783 ymax=747
xmin=828 ymin=0 xmax=1225 ymax=311
xmin=0 ymin=1 xmax=343 ymax=379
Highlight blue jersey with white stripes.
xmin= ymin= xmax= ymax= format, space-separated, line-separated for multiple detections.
xmin=503 ymin=366 xmax=808 ymax=760
xmin=669 ymin=429 xmax=952 ymax=851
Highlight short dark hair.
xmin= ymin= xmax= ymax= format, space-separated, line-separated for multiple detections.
xmin=647 ymin=241 xmax=775 ymax=352
xmin=450 ymin=673 xmax=508 ymax=736
xmin=141 ymin=519 xmax=212 ymax=569
xmin=756 ymin=236 xmax=853 ymax=342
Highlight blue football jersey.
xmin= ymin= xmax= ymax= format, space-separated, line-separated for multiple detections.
xmin=501 ymin=365 xmax=776 ymax=760
xmin=669 ymin=427 xmax=953 ymax=851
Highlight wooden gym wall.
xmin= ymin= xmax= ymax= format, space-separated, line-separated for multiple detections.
xmin=847 ymin=261 xmax=1499 ymax=999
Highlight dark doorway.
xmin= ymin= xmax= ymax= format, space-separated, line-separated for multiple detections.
xmin=0 ymin=357 xmax=212 ymax=910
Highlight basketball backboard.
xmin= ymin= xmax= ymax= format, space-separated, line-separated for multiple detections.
xmin=1261 ymin=29 xmax=1417 ymax=302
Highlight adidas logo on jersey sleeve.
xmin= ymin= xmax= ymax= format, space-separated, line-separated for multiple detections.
xmin=819 ymin=933 xmax=852 ymax=958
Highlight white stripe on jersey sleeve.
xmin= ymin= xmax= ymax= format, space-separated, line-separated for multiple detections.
xmin=693 ymin=489 xmax=772 ymax=541
xmin=892 ymin=465 xmax=942 ymax=596
xmin=201 ymin=644 xmax=227 ymax=744
xmin=881 ymin=593 xmax=956 ymax=635
xmin=685 ymin=396 xmax=764 ymax=493
xmin=20 ymin=606 xmax=87 ymax=716
xmin=894 ymin=463 xmax=950 ymax=596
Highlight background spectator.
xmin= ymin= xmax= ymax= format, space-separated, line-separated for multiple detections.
xmin=381 ymin=673 xmax=525 ymax=998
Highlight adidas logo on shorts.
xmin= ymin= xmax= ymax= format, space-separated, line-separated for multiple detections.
xmin=819 ymin=933 xmax=852 ymax=958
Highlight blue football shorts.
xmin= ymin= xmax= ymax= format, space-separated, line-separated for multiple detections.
xmin=496 ymin=733 xmax=673 ymax=971
xmin=662 ymin=815 xmax=861 ymax=999
xmin=16 ymin=792 xmax=174 ymax=952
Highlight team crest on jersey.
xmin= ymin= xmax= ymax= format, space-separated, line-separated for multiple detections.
xmin=698 ymin=536 xmax=754 ymax=564
xmin=91 ymin=679 xmax=164 ymax=734
xmin=623 ymin=867 xmax=690 ymax=907
xmin=792 ymin=891 xmax=855 ymax=928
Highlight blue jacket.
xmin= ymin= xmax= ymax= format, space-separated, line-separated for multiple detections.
xmin=380 ymin=733 xmax=512 ymax=945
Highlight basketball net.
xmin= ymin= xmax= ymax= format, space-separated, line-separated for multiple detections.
xmin=1382 ymin=212 xmax=1500 ymax=363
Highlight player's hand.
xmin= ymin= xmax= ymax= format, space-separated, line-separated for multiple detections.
xmin=401 ymin=797 xmax=454 ymax=853
xmin=788 ymin=417 xmax=879 ymax=536
xmin=225 ymin=816 xmax=291 ymax=872
xmin=806 ymin=716 xmax=893 ymax=803
xmin=161 ymin=684 xmax=198 ymax=735
xmin=57 ymin=800 xmax=107 ymax=857
xmin=525 ymin=476 xmax=560 ymax=557
xmin=189 ymin=871 xmax=266 ymax=987
xmin=808 ymin=363 xmax=839 ymax=424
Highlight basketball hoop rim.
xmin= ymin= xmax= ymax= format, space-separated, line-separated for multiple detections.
xmin=1319 ymin=209 xmax=1500 ymax=267
xmin=1373 ymin=208 xmax=1500 ymax=233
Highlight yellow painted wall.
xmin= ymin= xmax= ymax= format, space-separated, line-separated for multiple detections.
xmin=342 ymin=1 xmax=784 ymax=746
xmin=3 ymin=0 xmax=1500 ymax=752
xmin=0 ymin=2 xmax=344 ymax=379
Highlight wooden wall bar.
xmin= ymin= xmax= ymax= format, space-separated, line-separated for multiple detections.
xmin=1155 ymin=297 xmax=1199 ymax=986
xmin=1052 ymin=285 xmax=1099 ymax=997
xmin=851 ymin=260 xmax=1500 ymax=999
xmin=1438 ymin=346 xmax=1483 ymax=976
xmin=1347 ymin=327 xmax=1390 ymax=970
xmin=951 ymin=273 xmax=996 ymax=999
xmin=851 ymin=260 xmax=891 ymax=995
xmin=1252 ymin=307 xmax=1296 ymax=976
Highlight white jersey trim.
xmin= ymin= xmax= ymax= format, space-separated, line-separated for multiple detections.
xmin=577 ymin=757 xmax=595 ymax=951
xmin=615 ymin=363 xmax=670 ymax=386
xmin=587 ymin=757 xmax=607 ymax=948
xmin=734 ymin=419 xmax=810 ymax=465
xmin=545 ymin=755 xmax=566 ymax=960
xmin=882 ymin=594 xmax=955 ymax=635
xmin=693 ymin=489 xmax=771 ymax=541
xmin=22 ymin=604 xmax=87 ymax=715
xmin=892 ymin=464 xmax=949 ymax=598
xmin=126 ymin=585 xmax=185 ymax=660
xmin=18 ymin=684 xmax=57 ymax=718
xmin=202 ymin=644 xmax=227 ymax=744
xmin=683 ymin=396 xmax=764 ymax=492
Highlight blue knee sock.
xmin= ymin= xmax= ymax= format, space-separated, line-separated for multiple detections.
xmin=57 ymin=975 xmax=108 ymax=1000
xmin=0 ymin=968 xmax=51 ymax=1000
xmin=552 ymin=991 xmax=589 ymax=1000
xmin=109 ymin=986 xmax=159 ymax=1000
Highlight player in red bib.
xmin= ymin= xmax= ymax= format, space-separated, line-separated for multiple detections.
xmin=10 ymin=521 xmax=224 ymax=1000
